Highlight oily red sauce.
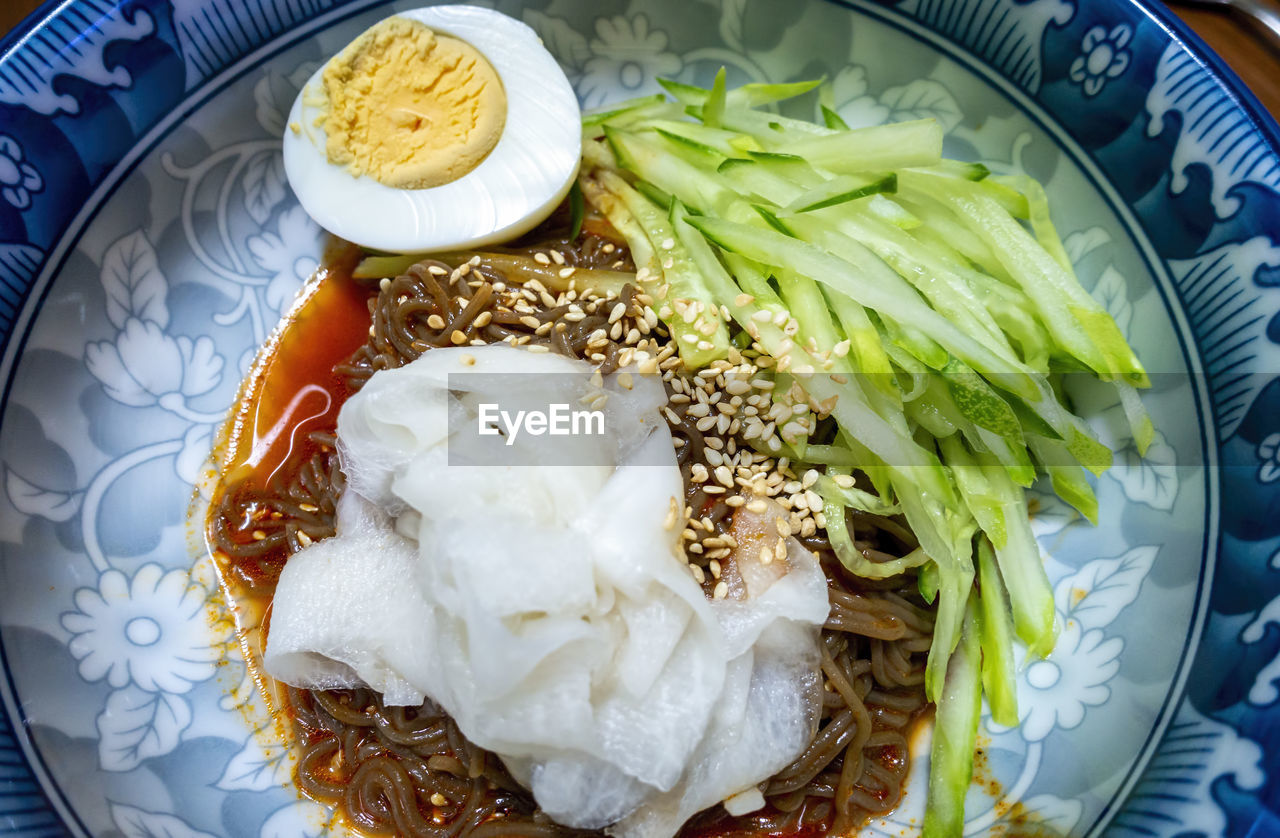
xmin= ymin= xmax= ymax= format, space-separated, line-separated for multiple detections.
xmin=212 ymin=243 xmax=372 ymax=588
xmin=231 ymin=245 xmax=368 ymax=490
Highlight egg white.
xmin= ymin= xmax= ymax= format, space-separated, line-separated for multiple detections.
xmin=283 ymin=5 xmax=581 ymax=254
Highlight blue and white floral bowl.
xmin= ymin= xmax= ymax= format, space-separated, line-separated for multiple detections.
xmin=0 ymin=0 xmax=1278 ymax=836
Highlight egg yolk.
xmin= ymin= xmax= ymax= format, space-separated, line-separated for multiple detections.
xmin=321 ymin=17 xmax=507 ymax=189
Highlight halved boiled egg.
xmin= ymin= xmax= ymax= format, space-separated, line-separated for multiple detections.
xmin=283 ymin=6 xmax=581 ymax=253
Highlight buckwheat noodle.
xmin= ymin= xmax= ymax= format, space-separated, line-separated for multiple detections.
xmin=210 ymin=225 xmax=933 ymax=837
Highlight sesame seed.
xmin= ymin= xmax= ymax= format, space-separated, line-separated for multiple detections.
xmin=525 ymin=344 xmax=550 ymax=353
xmin=747 ymin=499 xmax=767 ymax=514
xmin=776 ymin=517 xmax=792 ymax=538
xmin=690 ymin=564 xmax=706 ymax=584
xmin=774 ymin=540 xmax=787 ymax=561
xmin=431 ymin=793 xmax=448 ymax=807
xmin=695 ymin=416 xmax=717 ymax=432
xmin=805 ymin=489 xmax=823 ymax=511
xmin=460 ymin=354 xmax=476 ymax=366
xmin=713 ymin=581 xmax=728 ymax=600
xmin=449 ymin=330 xmax=467 ymax=345
xmin=709 ymin=559 xmax=722 ymax=579
xmin=760 ymin=544 xmax=773 ymax=566
xmin=427 ymin=265 xmax=448 ymax=276
xmin=618 ymin=372 xmax=634 ymax=391
xmin=559 ymin=266 xmax=576 ymax=279
xmin=550 ymin=249 xmax=566 ymax=265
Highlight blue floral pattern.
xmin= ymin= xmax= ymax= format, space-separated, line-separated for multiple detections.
xmin=0 ymin=0 xmax=1277 ymax=836
xmin=1258 ymin=434 xmax=1280 ymax=484
xmin=0 ymin=135 xmax=41 ymax=210
xmin=1069 ymin=25 xmax=1132 ymax=96
xmin=579 ymin=14 xmax=682 ymax=107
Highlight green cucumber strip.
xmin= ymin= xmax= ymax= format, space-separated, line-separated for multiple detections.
xmin=938 ymin=433 xmax=1007 ymax=549
xmin=816 ymin=472 xmax=901 ymax=515
xmin=577 ymin=175 xmax=660 ymax=277
xmin=788 ymin=173 xmax=897 ymax=212
xmin=911 ymin=159 xmax=991 ymax=181
xmin=657 ymin=76 xmax=824 ymax=108
xmin=635 ymin=180 xmax=675 ymax=210
xmin=604 ymin=127 xmax=738 ymax=216
xmin=785 ymin=119 xmax=944 ymax=173
xmin=923 ymin=591 xmax=981 ymax=838
xmin=703 ymin=67 xmax=727 ymax=128
xmin=582 ymin=93 xmax=669 ymax=125
xmin=906 ymin=395 xmax=959 ymax=438
xmin=918 ymin=561 xmax=940 ymax=604
xmin=939 ymin=436 xmax=1055 ymax=654
xmin=991 ymin=173 xmax=1071 ymax=272
xmin=353 ymin=254 xmax=419 ymax=279
xmin=1116 ymin=380 xmax=1155 ymax=456
xmin=596 ymin=172 xmax=730 ymax=367
xmin=714 ymin=106 xmax=836 ymax=145
xmin=821 ymin=105 xmax=850 ymax=130
xmin=790 ymin=210 xmax=1012 ymax=354
xmin=568 ymin=181 xmax=585 ymax=240
xmin=865 ymin=194 xmax=922 ymax=229
xmin=686 ymin=215 xmax=1038 ymax=398
xmin=906 ymin=171 xmax=1148 ymax=386
xmin=581 ymin=95 xmax=678 ymax=138
xmin=942 ymin=357 xmax=1023 ymax=440
xmin=820 ymin=481 xmax=930 ymax=578
xmin=735 ymin=78 xmax=825 ymax=106
xmin=977 ymin=536 xmax=1020 ymax=728
xmin=1027 ymin=436 xmax=1100 ymax=524
xmin=652 ymin=127 xmax=728 ymax=165
xmin=822 ymin=286 xmax=897 ymax=389
xmin=656 ymin=77 xmax=707 ymax=105
xmin=646 ymin=120 xmax=747 ymax=154
xmin=700 ymin=249 xmax=952 ymax=491
xmin=717 ymin=158 xmax=805 ymax=206
xmin=974 ymin=426 xmax=1037 ymax=488
xmin=744 ymin=150 xmax=827 ymax=187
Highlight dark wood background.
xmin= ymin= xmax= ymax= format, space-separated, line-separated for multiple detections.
xmin=1 ymin=1 xmax=1277 ymax=120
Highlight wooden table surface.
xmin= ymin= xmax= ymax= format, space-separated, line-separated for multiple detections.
xmin=1 ymin=0 xmax=1277 ymax=119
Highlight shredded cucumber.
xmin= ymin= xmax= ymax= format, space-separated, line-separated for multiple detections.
xmin=576 ymin=71 xmax=1150 ymax=831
